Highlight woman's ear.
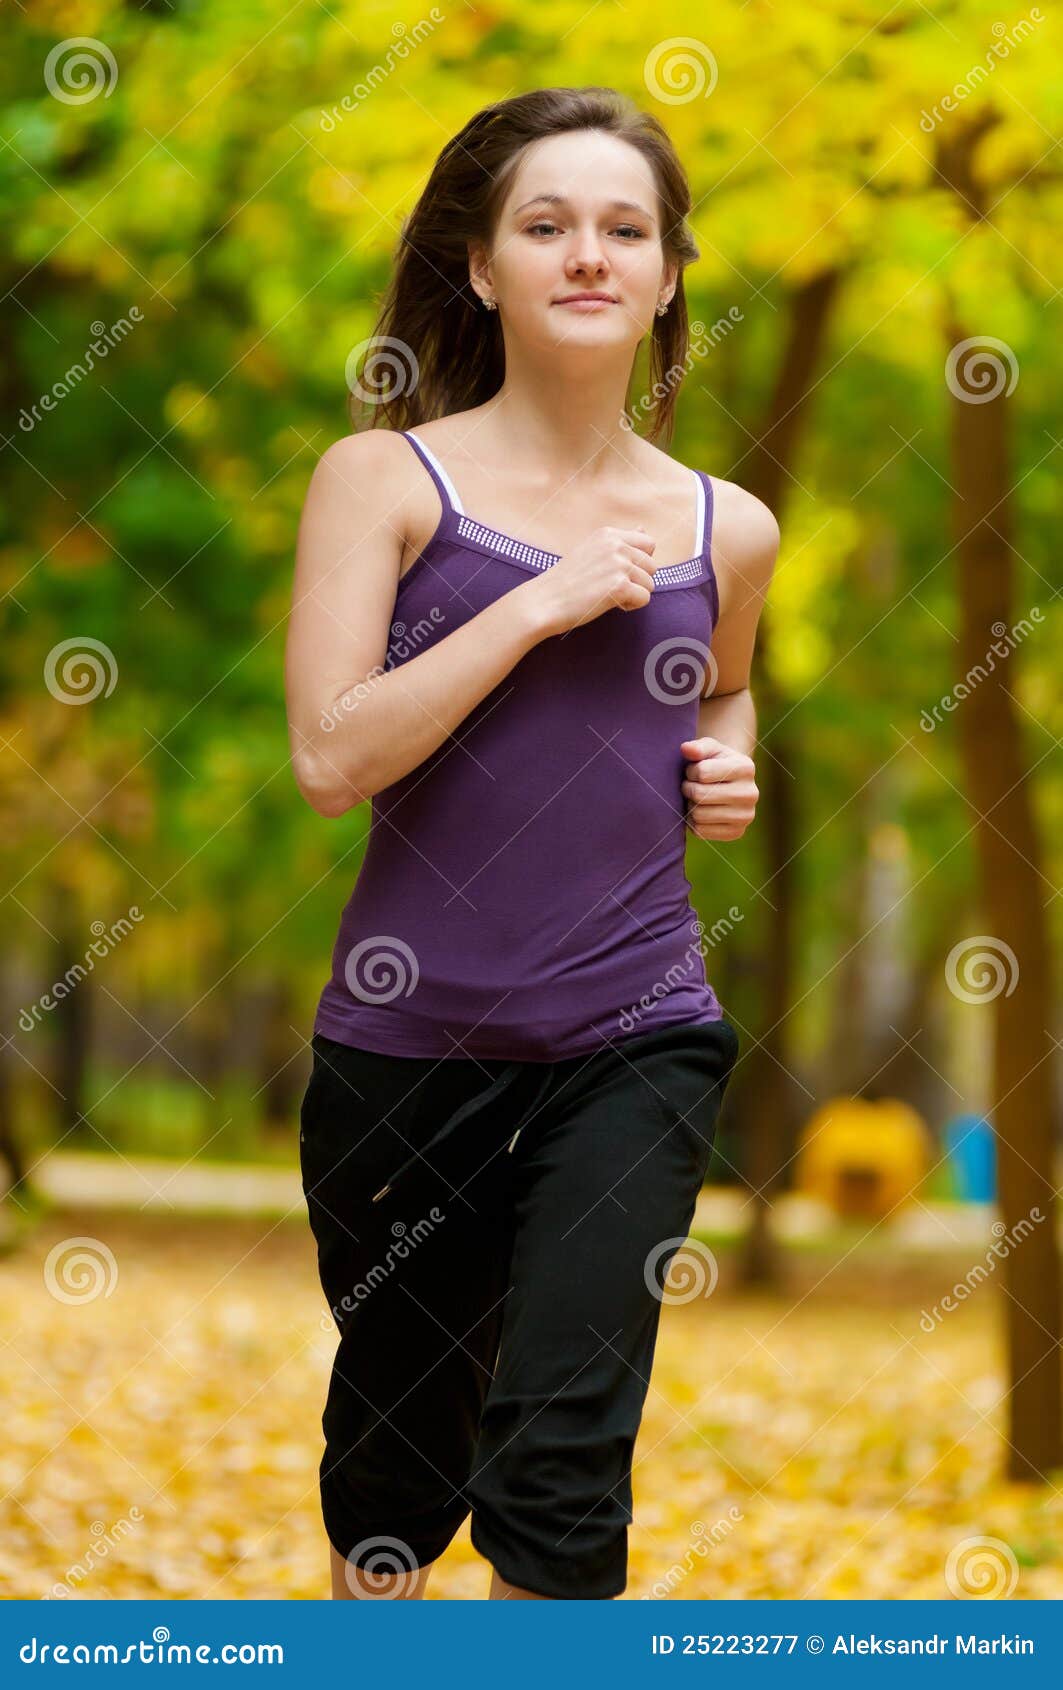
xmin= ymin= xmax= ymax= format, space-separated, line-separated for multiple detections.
xmin=467 ymin=241 xmax=494 ymax=306
xmin=660 ymin=258 xmax=679 ymax=309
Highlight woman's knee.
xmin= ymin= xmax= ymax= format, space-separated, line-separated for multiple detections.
xmin=329 ymin=1542 xmax=433 ymax=1599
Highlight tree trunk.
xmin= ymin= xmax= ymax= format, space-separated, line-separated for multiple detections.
xmin=944 ymin=309 xmax=1062 ymax=1480
xmin=734 ymin=267 xmax=844 ymax=1284
xmin=0 ymin=974 xmax=31 ymax=1204
xmin=256 ymin=978 xmax=305 ymax=1134
xmin=52 ymin=888 xmax=93 ymax=1144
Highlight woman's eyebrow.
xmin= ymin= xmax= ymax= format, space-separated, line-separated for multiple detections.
xmin=512 ymin=192 xmax=655 ymax=219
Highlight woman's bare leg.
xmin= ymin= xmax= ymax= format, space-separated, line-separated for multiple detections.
xmin=330 ymin=1543 xmax=433 ymax=1599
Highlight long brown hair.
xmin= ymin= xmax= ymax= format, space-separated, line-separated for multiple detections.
xmin=349 ymin=86 xmax=700 ymax=443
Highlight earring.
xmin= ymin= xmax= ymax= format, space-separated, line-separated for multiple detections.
xmin=655 ymin=299 xmax=669 ymax=317
xmin=482 ymin=296 xmax=497 ymax=311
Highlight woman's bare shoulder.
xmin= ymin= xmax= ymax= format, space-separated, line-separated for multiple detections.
xmin=305 ymin=427 xmax=431 ymax=538
xmin=314 ymin=426 xmax=415 ymax=482
xmin=708 ymin=475 xmax=780 ymax=608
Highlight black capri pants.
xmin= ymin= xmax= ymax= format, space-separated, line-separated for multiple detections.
xmin=298 ymin=1015 xmax=740 ymax=1600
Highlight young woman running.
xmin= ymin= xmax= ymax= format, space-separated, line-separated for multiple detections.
xmin=285 ymin=85 xmax=778 ymax=1601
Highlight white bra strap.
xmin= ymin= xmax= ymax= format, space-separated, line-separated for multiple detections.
xmin=411 ymin=439 xmax=705 ymax=549
xmin=407 ymin=433 xmax=466 ymax=514
xmin=692 ymin=470 xmax=707 ymax=556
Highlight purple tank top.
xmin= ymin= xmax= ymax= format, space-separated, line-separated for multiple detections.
xmin=313 ymin=429 xmax=725 ymax=1061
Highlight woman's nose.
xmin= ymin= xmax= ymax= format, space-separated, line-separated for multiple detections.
xmin=566 ymin=242 xmax=608 ymax=276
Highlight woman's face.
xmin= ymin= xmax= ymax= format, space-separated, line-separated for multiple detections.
xmin=471 ymin=128 xmax=677 ymax=356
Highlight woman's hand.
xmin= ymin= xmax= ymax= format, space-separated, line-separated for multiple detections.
xmin=526 ymin=526 xmax=659 ymax=635
xmin=680 ymin=736 xmax=759 ymax=841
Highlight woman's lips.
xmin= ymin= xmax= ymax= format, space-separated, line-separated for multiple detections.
xmin=553 ymin=296 xmax=617 ymax=311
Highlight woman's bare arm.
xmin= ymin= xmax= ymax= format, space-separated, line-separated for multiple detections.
xmin=680 ymin=481 xmax=779 ymax=842
xmin=699 ymin=481 xmax=779 ymax=751
xmin=284 ymin=431 xmax=559 ymax=817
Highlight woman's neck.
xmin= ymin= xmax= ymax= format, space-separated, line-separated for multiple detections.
xmin=473 ymin=355 xmax=641 ymax=479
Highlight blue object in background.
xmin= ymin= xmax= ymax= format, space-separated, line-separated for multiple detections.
xmin=943 ymin=1112 xmax=996 ymax=1202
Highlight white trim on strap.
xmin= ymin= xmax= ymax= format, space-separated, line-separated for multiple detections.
xmin=692 ymin=470 xmax=707 ymax=557
xmin=408 ymin=434 xmax=466 ymax=514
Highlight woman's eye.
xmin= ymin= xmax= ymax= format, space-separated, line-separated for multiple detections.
xmin=525 ymin=221 xmax=646 ymax=239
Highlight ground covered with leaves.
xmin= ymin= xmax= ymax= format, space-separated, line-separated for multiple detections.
xmin=2 ymin=1210 xmax=1060 ymax=1600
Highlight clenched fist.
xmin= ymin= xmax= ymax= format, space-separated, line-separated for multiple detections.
xmin=680 ymin=736 xmax=759 ymax=842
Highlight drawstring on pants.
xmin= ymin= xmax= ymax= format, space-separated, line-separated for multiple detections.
xmin=371 ymin=1060 xmax=554 ymax=1204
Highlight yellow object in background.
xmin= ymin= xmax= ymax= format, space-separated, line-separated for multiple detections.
xmin=795 ymin=1097 xmax=934 ymax=1220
